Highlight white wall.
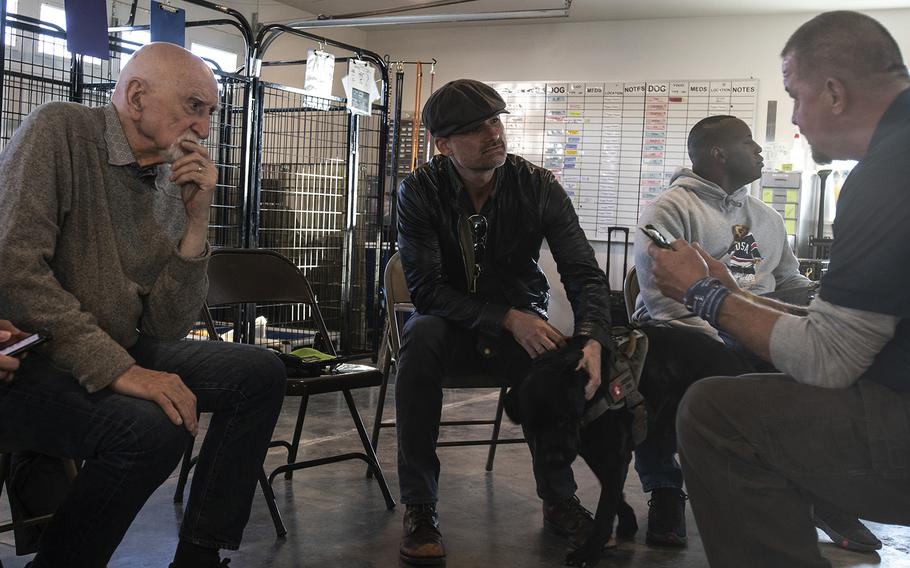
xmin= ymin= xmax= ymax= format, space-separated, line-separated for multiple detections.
xmin=366 ymin=9 xmax=910 ymax=332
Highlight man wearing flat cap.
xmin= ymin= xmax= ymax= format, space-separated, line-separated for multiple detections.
xmin=394 ymin=78 xmax=612 ymax=565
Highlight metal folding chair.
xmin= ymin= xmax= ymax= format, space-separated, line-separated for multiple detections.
xmin=370 ymin=252 xmax=524 ymax=474
xmin=172 ymin=248 xmax=395 ymax=538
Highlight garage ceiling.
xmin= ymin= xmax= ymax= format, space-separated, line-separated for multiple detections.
xmin=273 ymin=0 xmax=910 ymax=22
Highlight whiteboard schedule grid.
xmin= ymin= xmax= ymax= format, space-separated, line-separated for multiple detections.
xmin=489 ymin=80 xmax=760 ymax=241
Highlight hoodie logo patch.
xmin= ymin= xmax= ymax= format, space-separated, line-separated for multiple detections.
xmin=724 ymin=224 xmax=763 ymax=285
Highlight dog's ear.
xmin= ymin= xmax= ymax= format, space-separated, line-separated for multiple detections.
xmin=503 ymin=386 xmax=524 ymax=424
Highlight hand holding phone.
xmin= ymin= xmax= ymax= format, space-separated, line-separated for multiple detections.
xmin=0 ymin=332 xmax=50 ymax=357
xmin=640 ymin=224 xmax=674 ymax=249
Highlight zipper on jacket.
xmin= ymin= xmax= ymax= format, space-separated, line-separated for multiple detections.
xmin=457 ymin=214 xmax=479 ymax=293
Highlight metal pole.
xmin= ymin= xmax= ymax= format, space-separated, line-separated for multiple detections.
xmin=341 ymin=111 xmax=361 ymax=354
xmin=277 ymin=8 xmax=570 ymax=29
xmin=424 ymin=62 xmax=436 ymax=163
xmin=0 ymin=0 xmax=7 ymax=126
xmin=410 ymin=63 xmax=423 ymax=171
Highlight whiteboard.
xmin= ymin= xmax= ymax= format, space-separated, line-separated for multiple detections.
xmin=489 ymin=80 xmax=760 ymax=241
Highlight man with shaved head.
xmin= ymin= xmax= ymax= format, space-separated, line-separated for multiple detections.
xmin=0 ymin=43 xmax=286 ymax=567
xmin=647 ymin=11 xmax=910 ymax=567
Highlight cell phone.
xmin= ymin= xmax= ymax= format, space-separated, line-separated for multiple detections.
xmin=639 ymin=224 xmax=674 ymax=249
xmin=0 ymin=332 xmax=51 ymax=357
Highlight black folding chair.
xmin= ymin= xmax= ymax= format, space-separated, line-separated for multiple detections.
xmin=0 ymin=451 xmax=79 ymax=564
xmin=173 ymin=248 xmax=394 ymax=538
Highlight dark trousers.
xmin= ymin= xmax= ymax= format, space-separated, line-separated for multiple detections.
xmin=0 ymin=336 xmax=287 ymax=568
xmin=678 ymin=374 xmax=910 ymax=567
xmin=633 ymin=326 xmax=761 ymax=493
xmin=395 ymin=314 xmax=576 ymax=505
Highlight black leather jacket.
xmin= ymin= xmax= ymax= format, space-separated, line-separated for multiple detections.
xmin=397 ymin=154 xmax=611 ymax=348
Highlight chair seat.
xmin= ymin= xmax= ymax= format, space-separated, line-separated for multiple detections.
xmin=285 ymin=364 xmax=382 ymax=396
xmin=441 ymin=372 xmax=509 ymax=390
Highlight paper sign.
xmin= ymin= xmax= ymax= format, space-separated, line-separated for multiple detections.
xmin=303 ymin=50 xmax=336 ymax=100
xmin=65 ymin=0 xmax=109 ymax=60
xmin=150 ymin=1 xmax=185 ymax=47
xmin=342 ymin=59 xmax=379 ymax=117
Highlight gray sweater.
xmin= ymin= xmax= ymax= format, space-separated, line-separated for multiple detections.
xmin=0 ymin=102 xmax=209 ymax=392
xmin=634 ymin=168 xmax=810 ymax=337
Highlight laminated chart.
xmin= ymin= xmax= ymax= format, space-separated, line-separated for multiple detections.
xmin=489 ymin=80 xmax=759 ymax=241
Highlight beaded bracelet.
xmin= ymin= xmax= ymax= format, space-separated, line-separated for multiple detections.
xmin=682 ymin=277 xmax=731 ymax=328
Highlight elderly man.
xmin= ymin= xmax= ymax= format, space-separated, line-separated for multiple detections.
xmin=394 ymin=79 xmax=612 ymax=565
xmin=632 ymin=115 xmax=878 ymax=551
xmin=648 ymin=11 xmax=910 ymax=567
xmin=0 ymin=43 xmax=286 ymax=568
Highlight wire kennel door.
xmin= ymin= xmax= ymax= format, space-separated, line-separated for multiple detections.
xmin=254 ymin=84 xmax=386 ymax=355
xmin=0 ymin=12 xmax=249 ymax=251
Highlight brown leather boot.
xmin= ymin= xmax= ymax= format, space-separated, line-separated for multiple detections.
xmin=542 ymin=495 xmax=595 ymax=548
xmin=400 ymin=503 xmax=446 ymax=566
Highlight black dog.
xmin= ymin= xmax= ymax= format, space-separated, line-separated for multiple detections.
xmin=505 ymin=335 xmax=642 ymax=568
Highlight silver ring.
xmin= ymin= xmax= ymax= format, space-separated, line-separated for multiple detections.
xmin=197 ymin=165 xmax=203 ymax=173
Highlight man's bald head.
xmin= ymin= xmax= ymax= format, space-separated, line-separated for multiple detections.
xmin=112 ymin=42 xmax=215 ymax=107
xmin=781 ymin=11 xmax=908 ymax=87
xmin=112 ymin=42 xmax=219 ymax=166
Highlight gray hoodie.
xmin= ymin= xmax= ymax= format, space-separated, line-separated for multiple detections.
xmin=633 ymin=168 xmax=810 ymax=337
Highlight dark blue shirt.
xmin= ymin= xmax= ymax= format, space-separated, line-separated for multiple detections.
xmin=820 ymin=88 xmax=910 ymax=391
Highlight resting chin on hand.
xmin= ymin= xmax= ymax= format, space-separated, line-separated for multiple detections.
xmin=110 ymin=365 xmax=199 ymax=436
xmin=172 ymin=139 xmax=217 ymax=259
xmin=503 ymin=308 xmax=602 ymax=400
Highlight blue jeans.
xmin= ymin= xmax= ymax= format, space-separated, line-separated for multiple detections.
xmin=395 ymin=314 xmax=577 ymax=505
xmin=633 ymin=326 xmax=759 ymax=493
xmin=0 ymin=336 xmax=286 ymax=568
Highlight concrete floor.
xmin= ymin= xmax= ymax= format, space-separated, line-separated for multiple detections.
xmin=3 ymin=383 xmax=910 ymax=568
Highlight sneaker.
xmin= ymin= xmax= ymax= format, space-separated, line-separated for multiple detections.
xmin=814 ymin=506 xmax=882 ymax=552
xmin=646 ymin=488 xmax=688 ymax=547
xmin=400 ymin=503 xmax=446 ymax=566
xmin=542 ymin=495 xmax=595 ymax=548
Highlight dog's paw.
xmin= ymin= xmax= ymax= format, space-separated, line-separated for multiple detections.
xmin=616 ymin=502 xmax=638 ymax=539
xmin=565 ymin=547 xmax=600 ymax=567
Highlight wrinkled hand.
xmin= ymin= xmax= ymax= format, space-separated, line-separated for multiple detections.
xmin=171 ymin=140 xmax=217 ymax=226
xmin=0 ymin=320 xmax=28 ymax=382
xmin=575 ymin=339 xmax=602 ymax=400
xmin=503 ymin=309 xmax=567 ymax=358
xmin=692 ymin=242 xmax=741 ymax=292
xmin=110 ymin=365 xmax=198 ymax=435
xmin=648 ymin=239 xmax=710 ymax=303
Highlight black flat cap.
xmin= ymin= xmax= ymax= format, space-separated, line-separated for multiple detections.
xmin=422 ymin=79 xmax=509 ymax=138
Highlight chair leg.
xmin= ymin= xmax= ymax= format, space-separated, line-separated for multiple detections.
xmin=367 ymin=355 xmax=393 ymax=479
xmin=284 ymin=395 xmax=309 ymax=480
xmin=258 ymin=468 xmax=287 ymax=538
xmin=173 ymin=436 xmax=196 ymax=504
xmin=0 ymin=453 xmax=9 ymax=503
xmin=343 ymin=390 xmax=396 ymax=510
xmin=485 ymin=387 xmax=508 ymax=472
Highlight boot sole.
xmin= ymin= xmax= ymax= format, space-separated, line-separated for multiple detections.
xmin=399 ymin=551 xmax=446 ymax=566
xmin=646 ymin=531 xmax=687 ymax=547
xmin=815 ymin=518 xmax=882 ymax=552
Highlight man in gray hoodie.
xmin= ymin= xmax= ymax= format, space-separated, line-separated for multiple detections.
xmin=632 ymin=115 xmax=879 ymax=552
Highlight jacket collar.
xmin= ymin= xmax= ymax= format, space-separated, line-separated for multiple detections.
xmin=103 ymin=103 xmax=165 ymax=184
xmin=867 ymin=87 xmax=910 ymax=155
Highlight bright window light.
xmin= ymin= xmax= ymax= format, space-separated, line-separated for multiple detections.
xmin=4 ymin=0 xmax=19 ymax=46
xmin=118 ymin=29 xmax=150 ymax=70
xmin=191 ymin=42 xmax=238 ymax=73
xmin=39 ymin=3 xmax=103 ymax=65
